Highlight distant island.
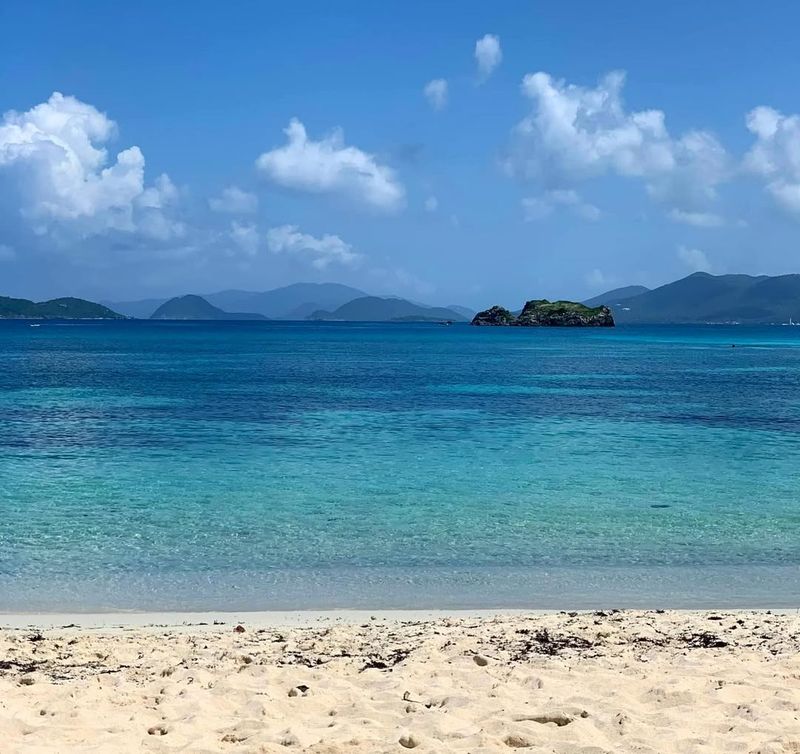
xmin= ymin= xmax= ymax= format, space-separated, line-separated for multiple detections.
xmin=472 ymin=299 xmax=614 ymax=327
xmin=10 ymin=272 xmax=800 ymax=325
xmin=150 ymin=295 xmax=267 ymax=320
xmin=589 ymin=272 xmax=800 ymax=324
xmin=106 ymin=283 xmax=370 ymax=320
xmin=0 ymin=296 xmax=124 ymax=320
xmin=308 ymin=296 xmax=468 ymax=322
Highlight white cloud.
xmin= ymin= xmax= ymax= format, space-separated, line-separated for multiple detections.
xmin=475 ymin=34 xmax=502 ymax=81
xmin=209 ymin=186 xmax=258 ymax=214
xmin=586 ymin=268 xmax=612 ymax=289
xmin=677 ymin=245 xmax=712 ymax=272
xmin=424 ymin=79 xmax=448 ymax=111
xmin=522 ymin=189 xmax=601 ymax=222
xmin=0 ymin=92 xmax=182 ymax=241
xmin=424 ymin=195 xmax=439 ymax=212
xmin=0 ymin=244 xmax=15 ymax=261
xmin=521 ymin=197 xmax=553 ymax=221
xmin=744 ymin=106 xmax=800 ymax=217
xmin=507 ymin=71 xmax=728 ymax=216
xmin=668 ymin=209 xmax=724 ymax=227
xmin=230 ymin=221 xmax=259 ymax=256
xmin=256 ymin=119 xmax=405 ymax=212
xmin=266 ymin=224 xmax=361 ymax=269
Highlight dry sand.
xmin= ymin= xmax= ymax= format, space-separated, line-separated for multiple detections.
xmin=2 ymin=610 xmax=800 ymax=753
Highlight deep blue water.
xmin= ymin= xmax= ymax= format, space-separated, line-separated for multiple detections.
xmin=1 ymin=320 xmax=799 ymax=611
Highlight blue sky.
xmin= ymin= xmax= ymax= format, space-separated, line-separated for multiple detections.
xmin=2 ymin=0 xmax=800 ymax=307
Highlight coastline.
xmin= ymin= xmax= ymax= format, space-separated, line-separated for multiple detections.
xmin=3 ymin=609 xmax=800 ymax=752
xmin=1 ymin=606 xmax=798 ymax=630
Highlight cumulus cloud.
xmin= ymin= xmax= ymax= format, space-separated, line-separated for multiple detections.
xmin=522 ymin=189 xmax=601 ymax=222
xmin=668 ymin=209 xmax=724 ymax=227
xmin=256 ymin=119 xmax=405 ymax=212
xmin=424 ymin=79 xmax=448 ymax=111
xmin=475 ymin=34 xmax=502 ymax=81
xmin=266 ymin=224 xmax=361 ymax=269
xmin=677 ymin=245 xmax=712 ymax=272
xmin=507 ymin=71 xmax=728 ymax=216
xmin=744 ymin=106 xmax=800 ymax=217
xmin=230 ymin=221 xmax=259 ymax=256
xmin=209 ymin=186 xmax=258 ymax=214
xmin=424 ymin=195 xmax=439 ymax=212
xmin=0 ymin=92 xmax=182 ymax=242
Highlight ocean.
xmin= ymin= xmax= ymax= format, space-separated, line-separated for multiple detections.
xmin=1 ymin=320 xmax=799 ymax=611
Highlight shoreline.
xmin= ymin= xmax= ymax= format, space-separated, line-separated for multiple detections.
xmin=2 ymin=606 xmax=799 ymax=630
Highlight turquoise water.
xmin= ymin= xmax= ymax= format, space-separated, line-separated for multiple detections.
xmin=1 ymin=321 xmax=799 ymax=611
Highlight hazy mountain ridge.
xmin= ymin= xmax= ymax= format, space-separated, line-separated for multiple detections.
xmin=447 ymin=305 xmax=477 ymax=319
xmin=203 ymin=283 xmax=368 ymax=319
xmin=106 ymin=283 xmax=368 ymax=319
xmin=610 ymin=273 xmax=800 ymax=323
xmin=100 ymin=298 xmax=166 ymax=319
xmin=582 ymin=285 xmax=650 ymax=308
xmin=35 ymin=272 xmax=800 ymax=325
xmin=150 ymin=295 xmax=267 ymax=320
xmin=309 ymin=296 xmax=468 ymax=322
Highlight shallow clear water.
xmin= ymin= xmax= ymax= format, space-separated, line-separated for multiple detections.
xmin=1 ymin=320 xmax=799 ymax=610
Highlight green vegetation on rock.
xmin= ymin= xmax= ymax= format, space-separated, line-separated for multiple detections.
xmin=471 ymin=306 xmax=516 ymax=326
xmin=472 ymin=299 xmax=614 ymax=327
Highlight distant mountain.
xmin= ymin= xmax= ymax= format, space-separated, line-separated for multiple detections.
xmin=447 ymin=305 xmax=476 ymax=320
xmin=582 ymin=285 xmax=650 ymax=308
xmin=0 ymin=296 xmax=124 ymax=319
xmin=204 ymin=283 xmax=368 ymax=319
xmin=614 ymin=272 xmax=800 ymax=324
xmin=309 ymin=296 xmax=468 ymax=322
xmin=150 ymin=295 xmax=267 ymax=320
xmin=283 ymin=301 xmax=330 ymax=320
xmin=101 ymin=298 xmax=166 ymax=319
xmin=106 ymin=283 xmax=368 ymax=320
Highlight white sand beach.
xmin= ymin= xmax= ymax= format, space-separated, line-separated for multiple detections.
xmin=2 ymin=610 xmax=799 ymax=753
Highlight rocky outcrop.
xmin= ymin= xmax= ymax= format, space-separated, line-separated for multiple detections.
xmin=471 ymin=305 xmax=517 ymax=326
xmin=471 ymin=299 xmax=614 ymax=327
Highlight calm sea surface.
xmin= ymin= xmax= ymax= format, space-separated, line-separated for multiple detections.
xmin=1 ymin=320 xmax=799 ymax=611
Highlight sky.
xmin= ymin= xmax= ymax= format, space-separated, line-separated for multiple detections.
xmin=2 ymin=0 xmax=800 ymax=307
